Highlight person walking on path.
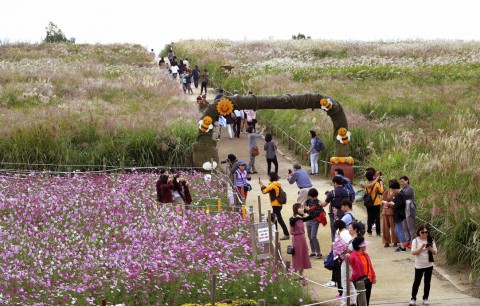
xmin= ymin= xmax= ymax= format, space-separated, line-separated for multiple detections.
xmin=259 ymin=172 xmax=289 ymax=240
xmin=286 ymin=163 xmax=313 ymax=204
xmin=192 ymin=65 xmax=200 ymax=88
xmin=401 ymin=175 xmax=417 ymax=249
xmin=200 ymin=69 xmax=209 ymax=95
xmin=306 ymin=130 xmax=323 ymax=175
xmin=247 ymin=126 xmax=264 ymax=174
xmin=303 ymin=188 xmax=324 ymax=259
xmin=363 ymin=168 xmax=384 ymax=236
xmin=381 ymin=180 xmax=400 ymax=247
xmin=409 ymin=224 xmax=437 ymax=306
xmin=289 ymin=203 xmax=313 ymax=278
xmin=264 ymin=133 xmax=278 ymax=174
xmin=350 ymin=236 xmax=376 ymax=306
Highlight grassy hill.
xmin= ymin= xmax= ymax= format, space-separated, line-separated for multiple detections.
xmin=171 ymin=39 xmax=480 ymax=279
xmin=0 ymin=43 xmax=197 ymax=170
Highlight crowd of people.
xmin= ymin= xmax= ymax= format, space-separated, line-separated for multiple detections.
xmin=218 ymin=152 xmax=432 ymax=306
xmin=154 ymin=46 xmax=435 ymax=306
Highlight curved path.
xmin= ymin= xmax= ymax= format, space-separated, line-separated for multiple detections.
xmin=184 ymin=85 xmax=479 ymax=305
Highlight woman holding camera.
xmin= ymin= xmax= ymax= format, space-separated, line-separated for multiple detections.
xmin=173 ymin=173 xmax=192 ymax=209
xmin=409 ymin=224 xmax=437 ymax=306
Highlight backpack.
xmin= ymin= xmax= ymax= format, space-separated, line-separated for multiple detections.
xmin=324 ymin=250 xmax=335 ymax=271
xmin=277 ymin=187 xmax=287 ymax=204
xmin=314 ymin=137 xmax=325 ymax=152
xmin=363 ymin=183 xmax=378 ymax=208
xmin=344 ymin=182 xmax=356 ymax=203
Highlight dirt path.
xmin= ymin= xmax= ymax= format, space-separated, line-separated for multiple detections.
xmin=185 ymin=86 xmax=479 ymax=305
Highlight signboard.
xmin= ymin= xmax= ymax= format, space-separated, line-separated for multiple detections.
xmin=257 ymin=226 xmax=269 ymax=243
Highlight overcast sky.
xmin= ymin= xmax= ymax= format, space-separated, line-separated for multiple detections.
xmin=2 ymin=0 xmax=479 ymax=52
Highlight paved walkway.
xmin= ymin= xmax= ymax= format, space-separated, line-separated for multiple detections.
xmin=184 ymin=85 xmax=479 ymax=305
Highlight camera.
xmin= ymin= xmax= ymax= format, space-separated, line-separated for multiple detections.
xmin=220 ymin=159 xmax=229 ymax=164
xmin=425 ymin=243 xmax=432 ymax=248
xmin=288 ymin=169 xmax=292 ymax=174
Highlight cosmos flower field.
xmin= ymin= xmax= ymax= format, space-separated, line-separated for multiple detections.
xmin=0 ymin=172 xmax=309 ymax=305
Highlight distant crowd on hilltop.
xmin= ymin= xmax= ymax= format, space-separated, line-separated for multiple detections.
xmin=154 ymin=46 xmax=209 ymax=95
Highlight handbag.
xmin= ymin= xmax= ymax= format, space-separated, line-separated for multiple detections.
xmin=324 ymin=250 xmax=335 ymax=270
xmin=244 ymin=183 xmax=252 ymax=192
xmin=251 ymin=146 xmax=259 ymax=156
xmin=286 ymin=245 xmax=295 ymax=255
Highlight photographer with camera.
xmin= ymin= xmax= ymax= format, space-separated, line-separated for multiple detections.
xmin=409 ymin=224 xmax=437 ymax=306
xmin=221 ymin=154 xmax=240 ymax=187
xmin=363 ymin=168 xmax=384 ymax=237
xmin=286 ymin=164 xmax=313 ymax=204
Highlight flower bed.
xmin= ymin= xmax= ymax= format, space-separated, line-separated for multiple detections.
xmin=0 ymin=172 xmax=311 ymax=305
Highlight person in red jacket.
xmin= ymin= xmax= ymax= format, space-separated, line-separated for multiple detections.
xmin=157 ymin=173 xmax=174 ymax=204
xmin=350 ymin=236 xmax=376 ymax=306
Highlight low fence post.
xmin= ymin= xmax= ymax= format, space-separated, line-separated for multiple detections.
xmin=356 ymin=278 xmax=367 ymax=306
xmin=217 ymin=198 xmax=221 ymax=212
xmin=258 ymin=299 xmax=265 ymax=306
xmin=257 ymin=196 xmax=262 ymax=222
xmin=211 ymin=274 xmax=217 ymax=306
xmin=285 ymin=261 xmax=290 ymax=272
xmin=103 ymin=157 xmax=106 ymax=174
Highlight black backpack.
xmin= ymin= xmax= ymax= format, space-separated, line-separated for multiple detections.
xmin=363 ymin=183 xmax=378 ymax=208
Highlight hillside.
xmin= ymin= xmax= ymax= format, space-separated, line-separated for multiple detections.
xmin=171 ymin=39 xmax=480 ymax=279
xmin=0 ymin=43 xmax=197 ymax=170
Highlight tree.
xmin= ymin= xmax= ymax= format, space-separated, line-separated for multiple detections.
xmin=292 ymin=33 xmax=311 ymax=40
xmin=43 ymin=22 xmax=68 ymax=43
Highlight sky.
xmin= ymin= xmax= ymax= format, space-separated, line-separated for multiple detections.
xmin=1 ymin=0 xmax=479 ymax=53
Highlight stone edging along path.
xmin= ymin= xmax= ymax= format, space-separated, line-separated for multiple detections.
xmin=185 ymin=85 xmax=479 ymax=305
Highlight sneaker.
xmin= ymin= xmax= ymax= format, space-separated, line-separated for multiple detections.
xmin=309 ymin=253 xmax=316 ymax=257
xmin=423 ymin=299 xmax=429 ymax=305
xmin=395 ymin=247 xmax=407 ymax=253
xmin=406 ymin=243 xmax=412 ymax=249
xmin=252 ymin=171 xmax=258 ymax=174
xmin=384 ymin=243 xmax=390 ymax=247
xmin=315 ymin=253 xmax=323 ymax=259
xmin=324 ymin=281 xmax=336 ymax=287
xmin=393 ymin=243 xmax=398 ymax=247
xmin=409 ymin=299 xmax=416 ymax=305
xmin=280 ymin=235 xmax=290 ymax=240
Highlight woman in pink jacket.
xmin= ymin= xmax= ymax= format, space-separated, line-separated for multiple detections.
xmin=350 ymin=236 xmax=376 ymax=306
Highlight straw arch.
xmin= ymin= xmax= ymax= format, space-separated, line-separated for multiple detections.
xmin=193 ymin=94 xmax=350 ymax=168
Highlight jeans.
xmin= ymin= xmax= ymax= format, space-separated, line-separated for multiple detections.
xmin=306 ymin=220 xmax=321 ymax=254
xmin=310 ymin=153 xmax=319 ymax=174
xmin=248 ymin=152 xmax=256 ymax=172
xmin=395 ymin=221 xmax=407 ymax=243
xmin=411 ymin=266 xmax=433 ymax=301
xmin=404 ymin=215 xmax=416 ymax=243
xmin=266 ymin=156 xmax=278 ymax=174
xmin=233 ymin=117 xmax=241 ymax=137
xmin=272 ymin=206 xmax=289 ymax=236
xmin=193 ymin=77 xmax=199 ymax=88
xmin=200 ymin=81 xmax=207 ymax=94
xmin=367 ymin=205 xmax=381 ymax=235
